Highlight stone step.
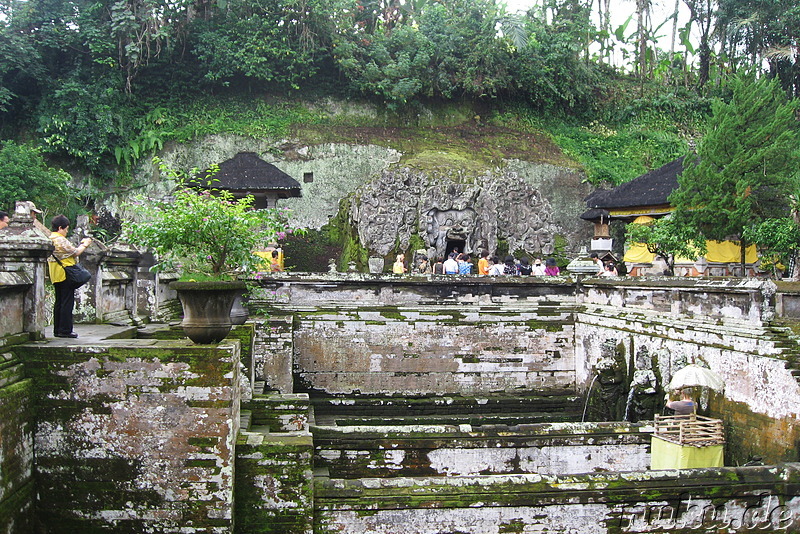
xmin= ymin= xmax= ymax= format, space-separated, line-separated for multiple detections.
xmin=311 ymin=421 xmax=651 ymax=479
xmin=315 ymin=411 xmax=580 ymax=427
xmin=310 ymin=393 xmax=583 ymax=418
xmin=240 ymin=409 xmax=252 ymax=432
xmin=244 ymin=393 xmax=311 ymax=432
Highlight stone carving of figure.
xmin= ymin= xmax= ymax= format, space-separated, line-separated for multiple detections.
xmin=587 ymin=339 xmax=628 ymax=422
xmin=624 ymin=347 xmax=659 ymax=422
xmin=349 ymin=167 xmax=569 ymax=261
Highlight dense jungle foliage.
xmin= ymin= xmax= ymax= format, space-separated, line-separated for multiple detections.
xmin=0 ymin=0 xmax=798 ymax=219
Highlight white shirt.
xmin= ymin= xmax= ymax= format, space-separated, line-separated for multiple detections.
xmin=443 ymin=258 xmax=459 ymax=274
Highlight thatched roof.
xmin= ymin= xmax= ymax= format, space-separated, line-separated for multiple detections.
xmin=581 ymin=157 xmax=687 ymax=220
xmin=207 ymin=152 xmax=301 ymax=196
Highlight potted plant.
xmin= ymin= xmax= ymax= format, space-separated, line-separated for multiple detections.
xmin=123 ymin=159 xmax=295 ymax=343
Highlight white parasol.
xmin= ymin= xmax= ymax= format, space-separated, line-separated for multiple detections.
xmin=667 ymin=364 xmax=725 ymax=392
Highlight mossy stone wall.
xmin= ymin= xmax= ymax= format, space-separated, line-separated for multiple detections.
xmin=576 ymin=280 xmax=799 ymax=465
xmin=314 ymin=464 xmax=800 ymax=533
xmin=235 ymin=431 xmax=314 ymax=534
xmin=0 ymin=349 xmax=34 ymax=534
xmin=18 ymin=339 xmax=241 ymax=533
xmin=313 ymin=422 xmax=651 ymax=478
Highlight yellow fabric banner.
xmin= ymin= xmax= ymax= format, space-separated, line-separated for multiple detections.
xmin=705 ymin=240 xmax=758 ymax=263
xmin=650 ymin=436 xmax=724 ymax=470
xmin=623 ymin=243 xmax=656 ymax=263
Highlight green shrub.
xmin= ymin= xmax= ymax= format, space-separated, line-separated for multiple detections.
xmin=0 ymin=141 xmax=72 ymax=215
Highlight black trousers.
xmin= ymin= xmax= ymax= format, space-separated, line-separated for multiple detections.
xmin=53 ymin=281 xmax=75 ymax=335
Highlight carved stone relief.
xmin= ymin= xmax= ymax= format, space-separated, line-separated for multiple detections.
xmin=349 ymin=168 xmax=561 ymax=258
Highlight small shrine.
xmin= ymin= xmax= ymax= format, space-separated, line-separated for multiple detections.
xmin=206 ymin=152 xmax=302 ymax=209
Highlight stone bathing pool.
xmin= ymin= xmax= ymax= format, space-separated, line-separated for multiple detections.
xmin=6 ymin=275 xmax=800 ymax=533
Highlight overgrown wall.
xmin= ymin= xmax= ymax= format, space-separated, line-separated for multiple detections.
xmin=253 ymin=275 xmax=800 ymax=463
xmin=18 ymin=338 xmax=241 ymax=533
xmin=253 ymin=276 xmax=577 ymax=396
xmin=575 ymin=279 xmax=800 ymax=464
xmin=0 ymin=342 xmax=34 ymax=534
xmin=315 ymin=464 xmax=800 ymax=534
xmin=314 ymin=422 xmax=651 ymax=478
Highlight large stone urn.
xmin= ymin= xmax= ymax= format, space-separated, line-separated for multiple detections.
xmin=229 ymin=287 xmax=249 ymax=325
xmin=169 ymin=281 xmax=247 ymax=343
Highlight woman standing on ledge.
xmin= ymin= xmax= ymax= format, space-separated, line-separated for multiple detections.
xmin=47 ymin=215 xmax=91 ymax=339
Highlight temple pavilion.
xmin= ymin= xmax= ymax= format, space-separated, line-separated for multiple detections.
xmin=581 ymin=157 xmax=757 ymax=276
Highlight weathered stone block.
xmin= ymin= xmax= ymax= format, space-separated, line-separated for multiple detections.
xmin=235 ymin=431 xmax=313 ymax=534
xmin=17 ymin=339 xmax=240 ymax=533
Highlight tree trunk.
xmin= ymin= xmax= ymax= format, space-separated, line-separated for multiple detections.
xmin=636 ymin=0 xmax=647 ymax=79
xmin=740 ymin=237 xmax=747 ymax=277
xmin=669 ymin=0 xmax=679 ymax=57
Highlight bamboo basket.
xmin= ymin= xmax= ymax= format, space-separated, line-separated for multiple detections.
xmin=653 ymin=414 xmax=725 ymax=447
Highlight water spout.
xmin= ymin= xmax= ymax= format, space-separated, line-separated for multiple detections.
xmin=581 ymin=374 xmax=599 ymax=422
xmin=623 ymin=386 xmax=636 ymax=422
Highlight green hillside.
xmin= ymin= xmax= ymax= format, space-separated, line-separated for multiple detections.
xmin=0 ymin=0 xmax=796 ymax=227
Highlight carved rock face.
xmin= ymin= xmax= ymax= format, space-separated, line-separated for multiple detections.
xmin=350 ymin=168 xmax=560 ymax=258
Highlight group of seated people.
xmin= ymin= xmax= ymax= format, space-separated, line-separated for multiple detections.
xmin=393 ymin=250 xmax=562 ymax=276
xmin=591 ymin=252 xmax=618 ymax=277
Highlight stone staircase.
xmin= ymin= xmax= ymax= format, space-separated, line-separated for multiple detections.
xmin=766 ymin=319 xmax=800 ymax=385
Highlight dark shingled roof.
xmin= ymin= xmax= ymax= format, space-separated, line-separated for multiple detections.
xmin=584 ymin=156 xmax=687 ymax=211
xmin=208 ymin=152 xmax=301 ymax=196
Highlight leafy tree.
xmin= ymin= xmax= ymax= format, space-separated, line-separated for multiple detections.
xmin=717 ymin=0 xmax=800 ymax=97
xmin=418 ymin=0 xmax=512 ymax=99
xmin=625 ymin=215 xmax=706 ymax=275
xmin=37 ymin=78 xmax=132 ymax=173
xmin=192 ymin=0 xmax=333 ymax=90
xmin=0 ymin=140 xmax=72 ymax=215
xmin=510 ymin=1 xmax=600 ymax=113
xmin=742 ymin=217 xmax=800 ymax=278
xmin=0 ymin=27 xmax=45 ymax=113
xmin=333 ymin=24 xmax=433 ymax=106
xmin=670 ymin=74 xmax=800 ymax=271
xmin=682 ymin=0 xmax=715 ymax=87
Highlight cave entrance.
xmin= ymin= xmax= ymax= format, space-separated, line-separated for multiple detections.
xmin=446 ymin=239 xmax=466 ymax=257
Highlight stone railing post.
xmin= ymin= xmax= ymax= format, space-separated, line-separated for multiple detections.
xmin=0 ymin=203 xmax=53 ymax=340
xmin=136 ymin=250 xmax=180 ymax=322
xmin=79 ymin=243 xmax=142 ymax=324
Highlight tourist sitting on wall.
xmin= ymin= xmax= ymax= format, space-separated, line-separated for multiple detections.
xmin=503 ymin=255 xmax=518 ymax=275
xmin=457 ymin=253 xmax=472 ymax=274
xmin=601 ymin=262 xmax=618 ymax=277
xmin=488 ymin=256 xmax=504 ymax=276
xmin=544 ymin=258 xmax=560 ymax=276
xmin=416 ymin=255 xmax=431 ymax=274
xmin=0 ymin=211 xmax=8 ymax=230
xmin=478 ymin=250 xmax=490 ymax=275
xmin=393 ymin=253 xmax=407 ymax=274
xmin=518 ymin=257 xmax=533 ymax=275
xmin=531 ymin=258 xmax=546 ymax=276
xmin=665 ymin=389 xmax=695 ymax=415
xmin=443 ymin=252 xmax=459 ymax=274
